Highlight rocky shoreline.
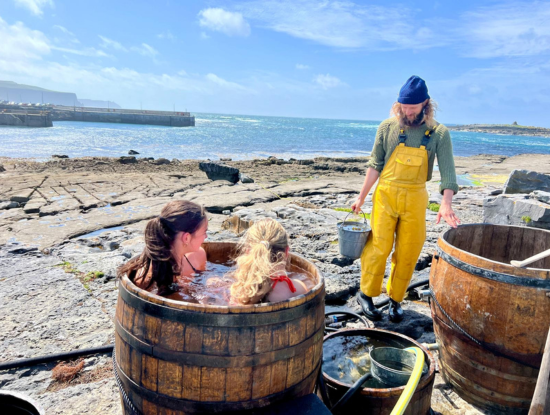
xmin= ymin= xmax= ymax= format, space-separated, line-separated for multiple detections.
xmin=448 ymin=124 xmax=550 ymax=137
xmin=1 ymin=153 xmax=549 ymax=414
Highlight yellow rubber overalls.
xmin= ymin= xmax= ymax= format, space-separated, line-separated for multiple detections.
xmin=360 ymin=126 xmax=435 ymax=302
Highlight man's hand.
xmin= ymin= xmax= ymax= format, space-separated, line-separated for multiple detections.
xmin=351 ymin=198 xmax=364 ymax=214
xmin=436 ymin=199 xmax=460 ymax=228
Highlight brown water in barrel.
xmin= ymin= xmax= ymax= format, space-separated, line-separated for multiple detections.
xmin=430 ymin=224 xmax=550 ymax=414
xmin=150 ymin=260 xmax=317 ymax=305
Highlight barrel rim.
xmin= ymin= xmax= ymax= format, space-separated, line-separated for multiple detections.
xmin=120 ymin=241 xmax=325 ymax=313
xmin=440 ymin=223 xmax=550 ymax=274
xmin=321 ymin=328 xmax=436 ymax=397
xmin=337 ymin=220 xmax=372 ymax=232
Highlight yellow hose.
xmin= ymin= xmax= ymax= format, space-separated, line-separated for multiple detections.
xmin=389 ymin=347 xmax=425 ymax=415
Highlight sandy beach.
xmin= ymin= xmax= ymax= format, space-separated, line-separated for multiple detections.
xmin=1 ymin=153 xmax=549 ymax=414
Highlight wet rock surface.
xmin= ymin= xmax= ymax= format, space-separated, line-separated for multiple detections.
xmin=0 ymin=154 xmax=540 ymax=415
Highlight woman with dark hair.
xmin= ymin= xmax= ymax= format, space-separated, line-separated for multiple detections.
xmin=117 ymin=200 xmax=208 ymax=295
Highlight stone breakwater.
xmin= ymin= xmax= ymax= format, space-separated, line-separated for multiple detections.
xmin=0 ymin=112 xmax=53 ymax=127
xmin=1 ymin=154 xmax=549 ymax=414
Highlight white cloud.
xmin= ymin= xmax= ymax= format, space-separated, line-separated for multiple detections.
xmin=131 ymin=43 xmax=159 ymax=60
xmin=14 ymin=0 xmax=54 ymax=17
xmin=314 ymin=73 xmax=345 ymax=89
xmin=459 ymin=2 xmax=550 ymax=58
xmin=51 ymin=46 xmax=111 ymax=58
xmin=236 ymin=0 xmax=445 ymax=50
xmin=99 ymin=35 xmax=127 ymax=52
xmin=296 ymin=64 xmax=309 ymax=70
xmin=205 ymin=73 xmax=251 ymax=92
xmin=52 ymin=25 xmax=79 ymax=45
xmin=198 ymin=8 xmax=250 ymax=37
xmin=53 ymin=25 xmax=74 ymax=37
xmin=157 ymin=31 xmax=176 ymax=41
xmin=0 ymin=16 xmax=50 ymax=60
xmin=0 ymin=15 xmax=255 ymax=102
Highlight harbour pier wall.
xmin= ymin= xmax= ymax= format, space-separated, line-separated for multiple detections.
xmin=52 ymin=106 xmax=195 ymax=127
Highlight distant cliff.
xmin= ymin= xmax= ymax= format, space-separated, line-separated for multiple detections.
xmin=0 ymin=80 xmax=120 ymax=108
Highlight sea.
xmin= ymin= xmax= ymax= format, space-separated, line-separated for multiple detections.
xmin=1 ymin=112 xmax=549 ymax=161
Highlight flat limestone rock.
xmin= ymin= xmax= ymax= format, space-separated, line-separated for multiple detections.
xmin=532 ymin=190 xmax=550 ymax=204
xmin=0 ymin=248 xmax=114 ymax=363
xmin=199 ymin=162 xmax=240 ymax=183
xmin=0 ymin=200 xmax=19 ymax=210
xmin=484 ymin=194 xmax=550 ymax=229
xmin=23 ymin=200 xmax=45 ymax=214
xmin=118 ymin=156 xmax=137 ymax=164
xmin=503 ymin=169 xmax=550 ymax=194
xmin=0 ymin=197 xmax=171 ymax=248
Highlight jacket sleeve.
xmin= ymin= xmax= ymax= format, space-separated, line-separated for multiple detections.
xmin=437 ymin=128 xmax=459 ymax=195
xmin=366 ymin=122 xmax=388 ymax=172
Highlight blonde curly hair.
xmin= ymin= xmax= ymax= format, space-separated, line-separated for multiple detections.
xmin=390 ymin=99 xmax=438 ymax=128
xmin=230 ymin=218 xmax=289 ymax=305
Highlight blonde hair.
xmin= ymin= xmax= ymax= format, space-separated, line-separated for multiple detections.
xmin=390 ymin=99 xmax=438 ymax=128
xmin=230 ymin=218 xmax=289 ymax=305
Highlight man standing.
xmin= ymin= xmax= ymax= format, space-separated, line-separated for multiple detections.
xmin=351 ymin=75 xmax=460 ymax=322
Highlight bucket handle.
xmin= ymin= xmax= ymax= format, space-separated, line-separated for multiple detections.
xmin=343 ymin=210 xmax=368 ymax=224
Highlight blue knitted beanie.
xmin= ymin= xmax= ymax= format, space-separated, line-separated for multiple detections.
xmin=398 ymin=75 xmax=430 ymax=104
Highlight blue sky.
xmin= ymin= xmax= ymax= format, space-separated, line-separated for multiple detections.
xmin=0 ymin=0 xmax=549 ymax=126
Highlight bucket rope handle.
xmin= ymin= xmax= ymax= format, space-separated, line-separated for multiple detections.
xmin=342 ymin=210 xmax=368 ymax=224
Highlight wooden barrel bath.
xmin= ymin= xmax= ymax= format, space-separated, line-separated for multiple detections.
xmin=114 ymin=242 xmax=325 ymax=414
xmin=320 ymin=328 xmax=436 ymax=415
xmin=430 ymin=224 xmax=550 ymax=414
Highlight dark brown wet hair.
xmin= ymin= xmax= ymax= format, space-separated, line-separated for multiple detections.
xmin=117 ymin=200 xmax=207 ymax=294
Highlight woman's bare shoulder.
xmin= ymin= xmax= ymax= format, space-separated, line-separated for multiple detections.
xmin=267 ymin=278 xmax=308 ymax=303
xmin=186 ymin=247 xmax=207 ymax=270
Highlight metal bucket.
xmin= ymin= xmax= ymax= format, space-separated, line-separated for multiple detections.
xmin=337 ymin=211 xmax=371 ymax=259
xmin=370 ymin=347 xmax=429 ymax=387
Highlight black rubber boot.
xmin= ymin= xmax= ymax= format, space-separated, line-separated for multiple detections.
xmin=388 ymin=299 xmax=404 ymax=323
xmin=356 ymin=291 xmax=382 ymax=321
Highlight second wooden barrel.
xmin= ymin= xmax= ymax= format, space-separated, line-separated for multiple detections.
xmin=114 ymin=242 xmax=325 ymax=414
xmin=321 ymin=329 xmax=436 ymax=415
xmin=430 ymin=224 xmax=550 ymax=414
